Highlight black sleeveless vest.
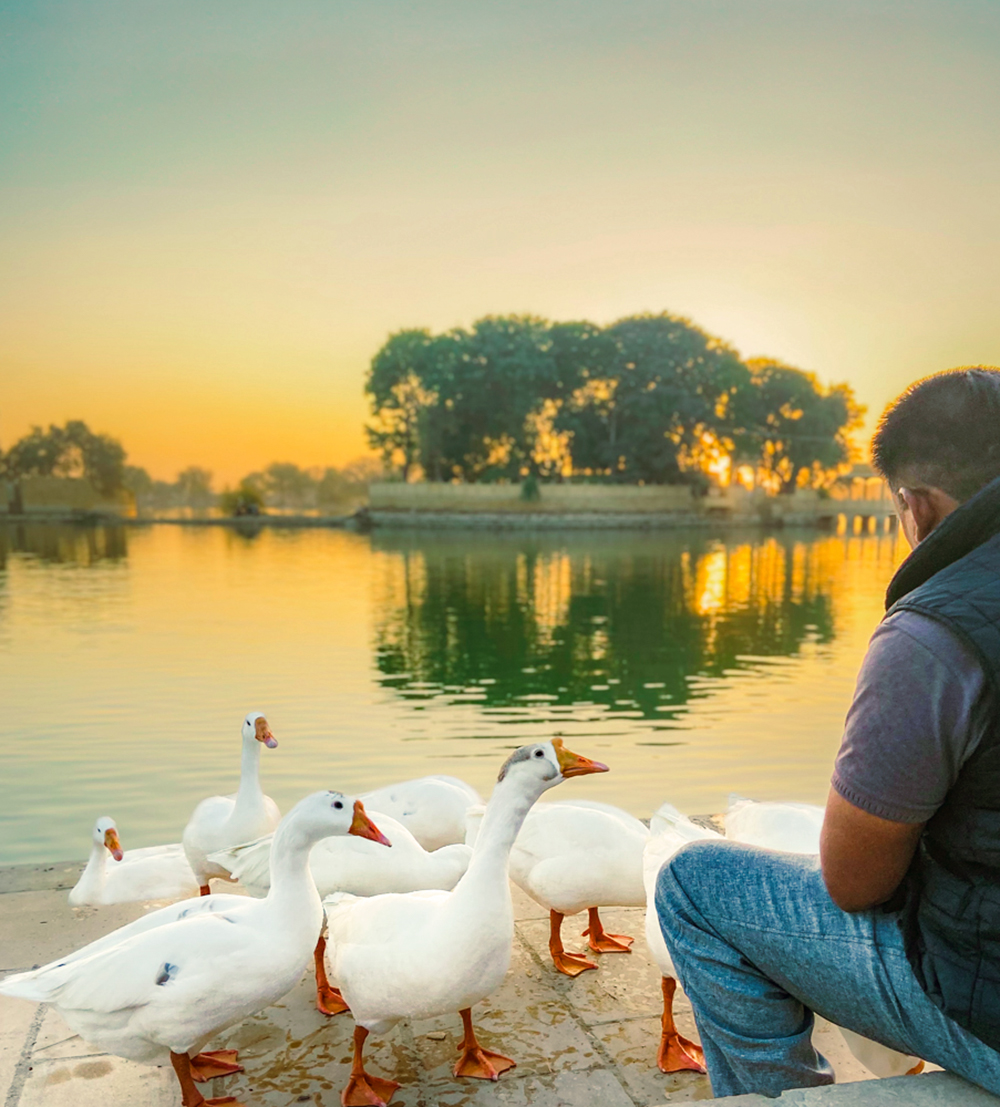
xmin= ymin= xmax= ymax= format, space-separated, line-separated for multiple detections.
xmin=885 ymin=474 xmax=1000 ymax=1050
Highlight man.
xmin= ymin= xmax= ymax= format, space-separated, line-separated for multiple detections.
xmin=656 ymin=366 xmax=1000 ymax=1098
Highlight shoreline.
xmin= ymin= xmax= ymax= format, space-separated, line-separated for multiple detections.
xmin=0 ymin=510 xmax=888 ymax=532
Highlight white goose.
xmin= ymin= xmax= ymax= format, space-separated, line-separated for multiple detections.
xmin=477 ymin=798 xmax=648 ymax=976
xmin=360 ymin=775 xmax=483 ymax=851
xmin=324 ymin=739 xmax=608 ymax=1107
xmin=183 ymin=712 xmax=281 ymax=894
xmin=724 ymin=796 xmax=924 ymax=1080
xmin=642 ymin=802 xmax=718 ymax=1074
xmin=69 ymin=817 xmax=199 ymax=906
xmin=1 ymin=791 xmax=389 ymax=1107
xmin=208 ymin=812 xmax=471 ymax=1015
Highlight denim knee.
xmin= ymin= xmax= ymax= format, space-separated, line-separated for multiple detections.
xmin=655 ymin=838 xmax=735 ymax=939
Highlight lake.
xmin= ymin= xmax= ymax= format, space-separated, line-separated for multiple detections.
xmin=0 ymin=521 xmax=905 ymax=865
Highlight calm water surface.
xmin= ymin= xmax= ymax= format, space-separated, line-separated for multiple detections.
xmin=0 ymin=521 xmax=905 ymax=865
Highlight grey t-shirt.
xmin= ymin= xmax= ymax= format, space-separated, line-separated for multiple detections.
xmin=831 ymin=609 xmax=994 ymax=824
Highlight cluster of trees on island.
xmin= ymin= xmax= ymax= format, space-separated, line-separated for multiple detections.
xmin=0 ymin=421 xmax=376 ymax=515
xmin=366 ymin=312 xmax=864 ymax=491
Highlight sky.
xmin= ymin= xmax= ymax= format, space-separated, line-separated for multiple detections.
xmin=2 ymin=0 xmax=999 ymax=485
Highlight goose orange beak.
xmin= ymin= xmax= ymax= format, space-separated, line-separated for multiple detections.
xmin=553 ymin=737 xmax=609 ymax=778
xmin=349 ymin=800 xmax=391 ymax=846
xmin=104 ymin=827 xmax=124 ymax=862
xmin=254 ymin=716 xmax=278 ymax=748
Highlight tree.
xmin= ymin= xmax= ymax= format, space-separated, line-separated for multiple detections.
xmin=2 ymin=420 xmax=126 ymax=495
xmin=175 ymin=466 xmax=215 ymax=508
xmin=554 ymin=313 xmax=749 ymax=483
xmin=219 ymin=479 xmax=264 ymax=516
xmin=735 ymin=359 xmax=865 ymax=492
xmin=365 ymin=329 xmax=439 ymax=481
xmin=261 ymin=463 xmax=315 ymax=508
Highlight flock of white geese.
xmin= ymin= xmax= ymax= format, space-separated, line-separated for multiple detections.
xmin=2 ymin=711 xmax=922 ymax=1107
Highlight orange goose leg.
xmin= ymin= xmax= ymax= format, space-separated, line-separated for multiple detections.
xmin=170 ymin=1050 xmax=244 ymax=1106
xmin=341 ymin=1026 xmax=400 ymax=1106
xmin=314 ymin=933 xmax=349 ymax=1016
xmin=453 ymin=1007 xmax=516 ymax=1080
xmin=657 ymin=976 xmax=706 ymax=1074
xmin=549 ymin=909 xmax=598 ymax=976
xmin=581 ymin=906 xmax=634 ymax=954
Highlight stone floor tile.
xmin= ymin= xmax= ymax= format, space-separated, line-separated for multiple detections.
xmin=407 ymin=940 xmax=599 ymax=1081
xmin=30 ymin=1006 xmax=110 ymax=1060
xmin=19 ymin=1054 xmax=178 ymax=1107
xmin=591 ymin=1015 xmax=714 ymax=1105
xmin=0 ymin=995 xmax=38 ymax=1096
xmin=418 ymin=1066 xmax=635 ymax=1107
xmin=516 ymin=907 xmax=666 ymax=1025
xmin=0 ymin=891 xmax=151 ymax=972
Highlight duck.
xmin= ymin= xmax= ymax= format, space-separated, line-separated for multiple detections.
xmin=323 ymin=739 xmax=608 ymax=1107
xmin=359 ymin=775 xmax=483 ymax=851
xmin=0 ymin=791 xmax=390 ymax=1107
xmin=69 ymin=817 xmax=199 ymax=906
xmin=182 ymin=712 xmax=281 ymax=895
xmin=208 ymin=812 xmax=471 ymax=1015
xmin=642 ymin=802 xmax=717 ymax=1074
xmin=724 ymin=796 xmax=924 ymax=1080
xmin=473 ymin=798 xmax=648 ymax=976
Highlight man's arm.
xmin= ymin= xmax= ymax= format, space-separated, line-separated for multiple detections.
xmin=820 ymin=788 xmax=924 ymax=912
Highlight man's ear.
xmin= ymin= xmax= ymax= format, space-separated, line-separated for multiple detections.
xmin=897 ymin=486 xmax=959 ymax=543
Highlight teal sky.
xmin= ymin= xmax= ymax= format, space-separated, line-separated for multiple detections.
xmin=2 ymin=1 xmax=998 ymax=481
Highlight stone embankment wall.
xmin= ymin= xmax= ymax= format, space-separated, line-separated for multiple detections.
xmin=0 ymin=476 xmax=134 ymax=518
xmin=367 ymin=481 xmax=895 ymax=529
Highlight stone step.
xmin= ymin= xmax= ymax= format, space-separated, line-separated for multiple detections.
xmin=665 ymin=1070 xmax=1000 ymax=1106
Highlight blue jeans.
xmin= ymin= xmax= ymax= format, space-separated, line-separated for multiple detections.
xmin=655 ymin=840 xmax=1000 ymax=1099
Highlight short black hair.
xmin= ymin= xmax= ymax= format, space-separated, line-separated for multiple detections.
xmin=871 ymin=367 xmax=1000 ymax=502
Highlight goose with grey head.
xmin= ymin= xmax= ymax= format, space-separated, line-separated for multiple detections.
xmin=324 ymin=738 xmax=608 ymax=1107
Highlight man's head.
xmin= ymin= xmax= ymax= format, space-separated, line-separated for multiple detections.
xmin=872 ymin=367 xmax=1000 ymax=548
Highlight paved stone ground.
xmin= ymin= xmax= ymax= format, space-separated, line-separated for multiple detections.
xmin=0 ymin=860 xmax=983 ymax=1107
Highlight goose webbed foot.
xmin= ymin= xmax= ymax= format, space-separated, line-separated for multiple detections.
xmin=582 ymin=906 xmax=634 ymax=954
xmin=189 ymin=1050 xmax=244 ymax=1081
xmin=657 ymin=1030 xmax=706 ymax=1074
xmin=453 ymin=1008 xmax=516 ymax=1081
xmin=171 ymin=1050 xmax=246 ymax=1107
xmin=341 ymin=1025 xmax=399 ymax=1107
xmin=341 ymin=1073 xmax=400 ymax=1106
xmin=317 ymin=983 xmax=350 ymax=1017
xmin=657 ymin=975 xmax=706 ymax=1074
xmin=551 ymin=949 xmax=599 ymax=976
xmin=548 ymin=910 xmax=598 ymax=976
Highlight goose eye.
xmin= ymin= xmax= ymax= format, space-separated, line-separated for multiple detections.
xmin=534 ymin=749 xmax=544 ymax=757
xmin=333 ymin=800 xmax=343 ymax=810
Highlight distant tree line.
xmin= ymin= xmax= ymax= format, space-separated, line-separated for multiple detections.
xmin=366 ymin=313 xmax=864 ymax=491
xmin=0 ymin=421 xmax=379 ymax=514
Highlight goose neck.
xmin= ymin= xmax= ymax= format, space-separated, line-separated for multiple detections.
xmin=467 ymin=776 xmax=538 ymax=876
xmin=234 ymin=735 xmax=264 ymax=814
xmin=78 ymin=841 xmax=109 ymax=897
xmin=262 ymin=820 xmax=323 ymax=925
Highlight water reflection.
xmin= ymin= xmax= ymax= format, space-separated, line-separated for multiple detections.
xmin=0 ymin=521 xmax=128 ymax=567
xmin=372 ymin=531 xmax=859 ymax=720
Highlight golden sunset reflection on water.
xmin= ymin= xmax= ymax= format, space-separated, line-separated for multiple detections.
xmin=0 ymin=523 xmax=905 ymax=864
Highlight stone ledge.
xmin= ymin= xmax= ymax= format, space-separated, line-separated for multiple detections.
xmin=0 ymin=862 xmax=85 ymax=896
xmin=672 ymin=1070 xmax=1000 ymax=1106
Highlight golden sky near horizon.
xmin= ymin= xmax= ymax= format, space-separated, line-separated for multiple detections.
xmin=2 ymin=1 xmax=999 ymax=485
